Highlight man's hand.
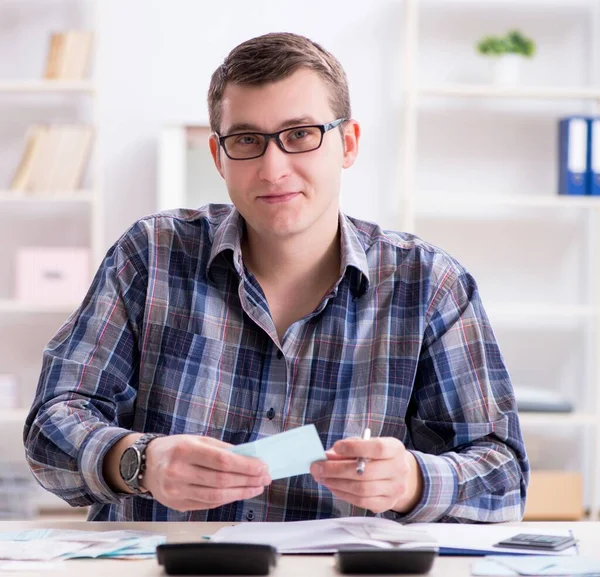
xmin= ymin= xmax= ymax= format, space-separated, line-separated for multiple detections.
xmin=113 ymin=434 xmax=271 ymax=512
xmin=310 ymin=436 xmax=423 ymax=514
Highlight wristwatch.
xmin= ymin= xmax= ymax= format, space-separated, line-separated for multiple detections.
xmin=118 ymin=433 xmax=165 ymax=495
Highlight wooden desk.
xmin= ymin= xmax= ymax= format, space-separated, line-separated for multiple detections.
xmin=1 ymin=520 xmax=599 ymax=576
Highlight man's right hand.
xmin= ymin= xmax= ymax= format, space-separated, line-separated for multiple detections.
xmin=104 ymin=434 xmax=271 ymax=512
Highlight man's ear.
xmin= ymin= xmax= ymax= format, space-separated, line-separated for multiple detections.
xmin=209 ymin=133 xmax=225 ymax=178
xmin=342 ymin=120 xmax=360 ymax=169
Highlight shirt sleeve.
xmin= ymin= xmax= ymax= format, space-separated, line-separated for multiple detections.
xmin=396 ymin=260 xmax=530 ymax=523
xmin=23 ymin=224 xmax=149 ymax=507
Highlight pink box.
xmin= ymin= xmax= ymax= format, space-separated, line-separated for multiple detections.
xmin=16 ymin=247 xmax=91 ymax=305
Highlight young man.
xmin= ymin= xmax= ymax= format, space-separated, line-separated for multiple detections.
xmin=24 ymin=32 xmax=528 ymax=523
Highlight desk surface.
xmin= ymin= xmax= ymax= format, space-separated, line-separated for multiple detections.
xmin=0 ymin=520 xmax=599 ymax=576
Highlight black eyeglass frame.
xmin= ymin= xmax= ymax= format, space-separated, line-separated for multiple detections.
xmin=217 ymin=117 xmax=347 ymax=160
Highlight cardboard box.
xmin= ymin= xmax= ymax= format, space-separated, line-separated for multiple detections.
xmin=15 ymin=247 xmax=90 ymax=306
xmin=524 ymin=470 xmax=584 ymax=520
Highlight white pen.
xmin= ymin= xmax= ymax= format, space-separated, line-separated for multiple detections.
xmin=356 ymin=428 xmax=371 ymax=475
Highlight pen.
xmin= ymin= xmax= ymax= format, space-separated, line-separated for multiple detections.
xmin=569 ymin=529 xmax=579 ymax=556
xmin=356 ymin=428 xmax=371 ymax=475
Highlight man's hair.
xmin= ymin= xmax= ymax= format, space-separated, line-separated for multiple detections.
xmin=207 ymin=32 xmax=351 ymax=134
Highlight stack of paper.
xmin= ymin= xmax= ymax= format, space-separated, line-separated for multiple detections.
xmin=212 ymin=516 xmax=438 ymax=553
xmin=0 ymin=528 xmax=165 ymax=566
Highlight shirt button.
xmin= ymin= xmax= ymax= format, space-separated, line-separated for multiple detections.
xmin=246 ymin=510 xmax=255 ymax=521
xmin=267 ymin=408 xmax=275 ymax=420
xmin=276 ymin=350 xmax=283 ymax=359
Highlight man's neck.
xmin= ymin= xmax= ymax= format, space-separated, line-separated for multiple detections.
xmin=242 ymin=216 xmax=341 ymax=292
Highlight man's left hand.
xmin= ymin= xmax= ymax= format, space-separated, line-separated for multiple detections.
xmin=309 ymin=437 xmax=423 ymax=514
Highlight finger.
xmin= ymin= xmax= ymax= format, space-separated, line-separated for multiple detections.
xmin=311 ymin=458 xmax=395 ymax=481
xmin=324 ymin=450 xmax=346 ymax=461
xmin=189 ymin=465 xmax=271 ymax=489
xmin=188 ymin=441 xmax=267 ymax=476
xmin=318 ymin=477 xmax=393 ymax=499
xmin=332 ymin=437 xmax=404 ymax=460
xmin=177 ymin=485 xmax=265 ymax=511
xmin=328 ymin=487 xmax=392 ymax=514
xmin=193 ymin=484 xmax=266 ymax=506
xmin=199 ymin=436 xmax=234 ymax=449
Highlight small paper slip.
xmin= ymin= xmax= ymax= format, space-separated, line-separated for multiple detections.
xmin=472 ymin=555 xmax=600 ymax=576
xmin=212 ymin=516 xmax=437 ymax=553
xmin=230 ymin=424 xmax=326 ymax=480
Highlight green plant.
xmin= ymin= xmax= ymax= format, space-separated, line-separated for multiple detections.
xmin=477 ymin=30 xmax=536 ymax=58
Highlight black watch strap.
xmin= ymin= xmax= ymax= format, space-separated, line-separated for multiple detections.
xmin=119 ymin=432 xmax=165 ymax=496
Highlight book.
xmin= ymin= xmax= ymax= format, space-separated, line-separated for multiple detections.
xmin=9 ymin=126 xmax=46 ymax=191
xmin=10 ymin=125 xmax=94 ymax=193
xmin=43 ymin=30 xmax=94 ymax=80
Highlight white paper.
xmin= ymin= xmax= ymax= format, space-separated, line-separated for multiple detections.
xmin=410 ymin=524 xmax=578 ymax=556
xmin=0 ymin=541 xmax=90 ymax=561
xmin=212 ymin=516 xmax=437 ymax=553
xmin=0 ymin=561 xmax=58 ymax=572
xmin=473 ymin=556 xmax=600 ymax=576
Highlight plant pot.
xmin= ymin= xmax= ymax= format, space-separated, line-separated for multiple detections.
xmin=488 ymin=54 xmax=523 ymax=85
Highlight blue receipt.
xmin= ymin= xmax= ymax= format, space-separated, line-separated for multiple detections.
xmin=230 ymin=424 xmax=327 ymax=480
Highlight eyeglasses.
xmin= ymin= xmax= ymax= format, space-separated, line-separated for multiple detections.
xmin=217 ymin=118 xmax=347 ymax=160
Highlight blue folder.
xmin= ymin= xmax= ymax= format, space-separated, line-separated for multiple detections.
xmin=558 ymin=116 xmax=589 ymax=195
xmin=589 ymin=117 xmax=600 ymax=196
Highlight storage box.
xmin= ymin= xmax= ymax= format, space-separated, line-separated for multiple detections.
xmin=15 ymin=247 xmax=90 ymax=306
xmin=523 ymin=471 xmax=584 ymax=520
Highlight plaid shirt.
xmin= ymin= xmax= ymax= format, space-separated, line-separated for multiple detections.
xmin=24 ymin=204 xmax=528 ymax=523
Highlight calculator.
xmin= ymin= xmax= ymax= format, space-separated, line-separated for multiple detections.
xmin=493 ymin=533 xmax=577 ymax=551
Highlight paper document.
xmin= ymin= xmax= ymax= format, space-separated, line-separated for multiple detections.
xmin=473 ymin=555 xmax=600 ymax=576
xmin=230 ymin=424 xmax=326 ymax=480
xmin=211 ymin=516 xmax=437 ymax=553
xmin=409 ymin=524 xmax=578 ymax=557
xmin=0 ymin=529 xmax=165 ymax=562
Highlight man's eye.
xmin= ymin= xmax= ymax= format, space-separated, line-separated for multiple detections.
xmin=289 ymin=129 xmax=309 ymax=140
xmin=237 ymin=135 xmax=259 ymax=145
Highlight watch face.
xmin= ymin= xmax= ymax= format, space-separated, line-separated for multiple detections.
xmin=119 ymin=447 xmax=140 ymax=483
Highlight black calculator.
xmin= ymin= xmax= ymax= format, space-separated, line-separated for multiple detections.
xmin=493 ymin=533 xmax=577 ymax=551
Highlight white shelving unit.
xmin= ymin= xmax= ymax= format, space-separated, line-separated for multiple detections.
xmin=402 ymin=0 xmax=600 ymax=519
xmin=0 ymin=0 xmax=101 ymax=516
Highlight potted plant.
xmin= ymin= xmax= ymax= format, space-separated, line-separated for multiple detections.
xmin=476 ymin=30 xmax=536 ymax=85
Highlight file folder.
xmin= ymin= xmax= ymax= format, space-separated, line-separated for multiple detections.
xmin=558 ymin=116 xmax=589 ymax=196
xmin=589 ymin=117 xmax=600 ymax=196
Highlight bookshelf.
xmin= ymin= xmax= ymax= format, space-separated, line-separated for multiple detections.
xmin=0 ymin=0 xmax=100 ymax=517
xmin=0 ymin=80 xmax=96 ymax=93
xmin=402 ymin=0 xmax=600 ymax=520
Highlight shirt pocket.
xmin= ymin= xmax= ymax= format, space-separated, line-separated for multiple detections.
xmin=137 ymin=324 xmax=251 ymax=442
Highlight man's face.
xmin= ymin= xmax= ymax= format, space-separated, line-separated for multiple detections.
xmin=209 ymin=68 xmax=359 ymax=240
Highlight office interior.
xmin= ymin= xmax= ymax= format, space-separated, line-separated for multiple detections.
xmin=0 ymin=0 xmax=599 ymax=522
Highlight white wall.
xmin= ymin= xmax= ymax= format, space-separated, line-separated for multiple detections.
xmin=98 ymin=0 xmax=405 ymax=247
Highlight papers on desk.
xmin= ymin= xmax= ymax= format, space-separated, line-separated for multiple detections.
xmin=213 ymin=518 xmax=580 ymax=557
xmin=230 ymin=424 xmax=327 ymax=480
xmin=0 ymin=528 xmax=165 ymax=563
xmin=211 ymin=516 xmax=438 ymax=553
xmin=409 ymin=524 xmax=579 ymax=557
xmin=473 ymin=555 xmax=600 ymax=576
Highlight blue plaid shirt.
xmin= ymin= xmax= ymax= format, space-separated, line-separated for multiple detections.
xmin=24 ymin=204 xmax=529 ymax=523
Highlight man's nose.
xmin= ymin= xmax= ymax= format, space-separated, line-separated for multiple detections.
xmin=258 ymin=138 xmax=291 ymax=183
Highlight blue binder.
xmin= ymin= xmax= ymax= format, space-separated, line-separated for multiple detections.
xmin=589 ymin=117 xmax=600 ymax=196
xmin=558 ymin=116 xmax=589 ymax=195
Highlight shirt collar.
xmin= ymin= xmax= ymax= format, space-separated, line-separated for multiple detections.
xmin=207 ymin=208 xmax=370 ymax=298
